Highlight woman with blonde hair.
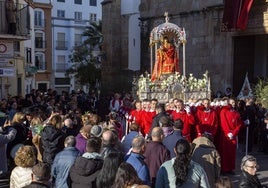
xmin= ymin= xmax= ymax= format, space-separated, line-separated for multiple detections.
xmin=41 ymin=114 xmax=65 ymax=166
xmin=10 ymin=145 xmax=36 ymax=188
xmin=30 ymin=116 xmax=44 ymax=162
xmin=7 ymin=112 xmax=30 ymax=168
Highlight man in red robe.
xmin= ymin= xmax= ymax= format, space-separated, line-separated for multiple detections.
xmin=127 ymin=100 xmax=143 ymax=128
xmin=218 ymin=98 xmax=243 ymax=174
xmin=195 ymin=98 xmax=219 ymax=139
xmin=171 ymin=99 xmax=195 ymax=142
xmin=141 ymin=99 xmax=157 ymax=137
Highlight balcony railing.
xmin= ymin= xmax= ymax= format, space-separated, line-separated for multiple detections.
xmin=55 ymin=63 xmax=72 ymax=72
xmin=35 ymin=40 xmax=46 ymax=49
xmin=55 ymin=41 xmax=68 ymax=50
xmin=0 ymin=0 xmax=30 ymax=36
xmin=36 ymin=61 xmax=47 ymax=71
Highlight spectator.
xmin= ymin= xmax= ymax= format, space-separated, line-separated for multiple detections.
xmin=0 ymin=120 xmax=17 ymax=176
xmin=100 ymin=129 xmax=123 ymax=158
xmin=75 ymin=123 xmax=92 ymax=154
xmin=215 ymin=176 xmax=233 ymax=188
xmin=162 ymin=119 xmax=184 ymax=158
xmin=10 ymin=145 xmax=36 ymax=188
xmin=41 ymin=114 xmax=65 ymax=166
xmin=125 ymin=135 xmax=150 ymax=186
xmin=62 ymin=118 xmax=77 ymax=136
xmin=239 ymin=155 xmax=266 ymax=188
xmin=112 ymin=162 xmax=150 ymax=188
xmin=143 ymin=127 xmax=170 ymax=187
xmin=7 ymin=112 xmax=30 ymax=169
xmin=69 ymin=137 xmax=103 ymax=188
xmin=90 ymin=124 xmax=103 ymax=138
xmin=121 ymin=123 xmax=140 ymax=154
xmin=192 ymin=133 xmax=221 ymax=187
xmin=155 ymin=139 xmax=209 ymax=188
xmin=24 ymin=162 xmax=51 ymax=188
xmin=51 ymin=136 xmax=80 ymax=188
xmin=96 ymin=152 xmax=124 ymax=188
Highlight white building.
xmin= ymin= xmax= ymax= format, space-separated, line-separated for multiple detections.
xmin=51 ymin=0 xmax=102 ymax=93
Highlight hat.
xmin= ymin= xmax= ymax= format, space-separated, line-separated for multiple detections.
xmin=32 ymin=162 xmax=51 ymax=180
xmin=90 ymin=125 xmax=103 ymax=137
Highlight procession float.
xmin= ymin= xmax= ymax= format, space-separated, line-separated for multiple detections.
xmin=133 ymin=12 xmax=211 ymax=103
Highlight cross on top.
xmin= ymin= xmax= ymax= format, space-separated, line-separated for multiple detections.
xmin=164 ymin=12 xmax=169 ymax=23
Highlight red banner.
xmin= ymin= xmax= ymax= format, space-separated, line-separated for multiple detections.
xmin=221 ymin=0 xmax=254 ymax=31
xmin=236 ymin=0 xmax=254 ymax=30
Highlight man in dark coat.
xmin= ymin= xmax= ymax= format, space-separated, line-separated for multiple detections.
xmin=143 ymin=127 xmax=170 ymax=187
xmin=69 ymin=137 xmax=103 ymax=188
xmin=162 ymin=119 xmax=184 ymax=158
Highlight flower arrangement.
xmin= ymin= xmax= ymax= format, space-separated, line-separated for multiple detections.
xmin=135 ymin=71 xmax=209 ymax=93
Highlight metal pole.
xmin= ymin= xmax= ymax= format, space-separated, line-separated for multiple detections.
xmin=183 ymin=42 xmax=186 ymax=77
xmin=245 ymin=125 xmax=249 ymax=155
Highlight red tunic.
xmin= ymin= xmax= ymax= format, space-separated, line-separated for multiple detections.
xmin=128 ymin=109 xmax=143 ymax=127
xmin=141 ymin=110 xmax=156 ymax=136
xmin=218 ymin=106 xmax=242 ymax=172
xmin=195 ymin=106 xmax=219 ymax=137
xmin=171 ymin=110 xmax=195 ymax=141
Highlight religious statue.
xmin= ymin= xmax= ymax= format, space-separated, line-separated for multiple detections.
xmin=5 ymin=0 xmax=17 ymax=34
xmin=151 ymin=36 xmax=179 ymax=81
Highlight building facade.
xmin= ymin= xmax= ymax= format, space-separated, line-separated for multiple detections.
xmin=102 ymin=0 xmax=268 ymax=96
xmin=0 ymin=0 xmax=31 ymax=98
xmin=51 ymin=0 xmax=102 ymax=94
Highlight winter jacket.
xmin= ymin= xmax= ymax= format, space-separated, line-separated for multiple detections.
xmin=41 ymin=125 xmax=65 ymax=166
xmin=10 ymin=166 xmax=32 ymax=188
xmin=51 ymin=147 xmax=80 ymax=188
xmin=239 ymin=171 xmax=263 ymax=188
xmin=69 ymin=152 xmax=103 ymax=188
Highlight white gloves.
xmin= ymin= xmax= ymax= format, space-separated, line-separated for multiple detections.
xmin=244 ymin=119 xmax=250 ymax=125
xmin=185 ymin=106 xmax=191 ymax=114
xmin=227 ymin=132 xmax=233 ymax=139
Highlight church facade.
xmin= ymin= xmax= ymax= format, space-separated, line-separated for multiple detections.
xmin=101 ymin=0 xmax=268 ymax=96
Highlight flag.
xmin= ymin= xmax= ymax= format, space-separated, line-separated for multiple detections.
xmin=236 ymin=0 xmax=254 ymax=30
xmin=237 ymin=73 xmax=254 ymax=100
xmin=221 ymin=0 xmax=241 ymax=31
xmin=221 ymin=0 xmax=254 ymax=31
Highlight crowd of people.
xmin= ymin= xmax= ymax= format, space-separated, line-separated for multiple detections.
xmin=0 ymin=88 xmax=267 ymax=187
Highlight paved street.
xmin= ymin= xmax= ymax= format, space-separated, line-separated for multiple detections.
xmin=229 ymin=144 xmax=268 ymax=187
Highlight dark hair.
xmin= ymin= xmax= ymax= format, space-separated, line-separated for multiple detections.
xmin=112 ymin=162 xmax=143 ymax=188
xmin=173 ymin=139 xmax=191 ymax=186
xmin=215 ymin=176 xmax=233 ymax=188
xmin=173 ymin=119 xmax=183 ymax=130
xmin=96 ymin=152 xmax=124 ymax=188
xmin=86 ymin=137 xmax=102 ymax=153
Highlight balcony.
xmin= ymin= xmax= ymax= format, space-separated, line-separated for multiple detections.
xmin=35 ymin=40 xmax=46 ymax=49
xmin=55 ymin=41 xmax=68 ymax=50
xmin=55 ymin=63 xmax=72 ymax=72
xmin=0 ymin=0 xmax=30 ymax=37
xmin=35 ymin=61 xmax=47 ymax=71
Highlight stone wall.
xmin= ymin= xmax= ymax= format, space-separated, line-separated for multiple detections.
xmin=101 ymin=0 xmax=268 ymax=95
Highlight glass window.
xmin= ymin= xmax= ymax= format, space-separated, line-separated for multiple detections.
xmin=57 ymin=10 xmax=65 ymax=18
xmin=35 ymin=32 xmax=44 ymax=48
xmin=75 ymin=34 xmax=82 ymax=46
xmin=75 ymin=0 xmax=82 ymax=4
xmin=57 ymin=0 xmax=65 ymax=2
xmin=35 ymin=53 xmax=45 ymax=70
xmin=90 ymin=13 xmax=97 ymax=22
xmin=89 ymin=0 xmax=97 ymax=6
xmin=74 ymin=12 xmax=82 ymax=21
xmin=57 ymin=55 xmax=65 ymax=63
xmin=34 ymin=11 xmax=43 ymax=27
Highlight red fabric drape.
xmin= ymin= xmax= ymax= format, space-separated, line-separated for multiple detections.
xmin=221 ymin=0 xmax=254 ymax=31
xmin=236 ymin=0 xmax=254 ymax=30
